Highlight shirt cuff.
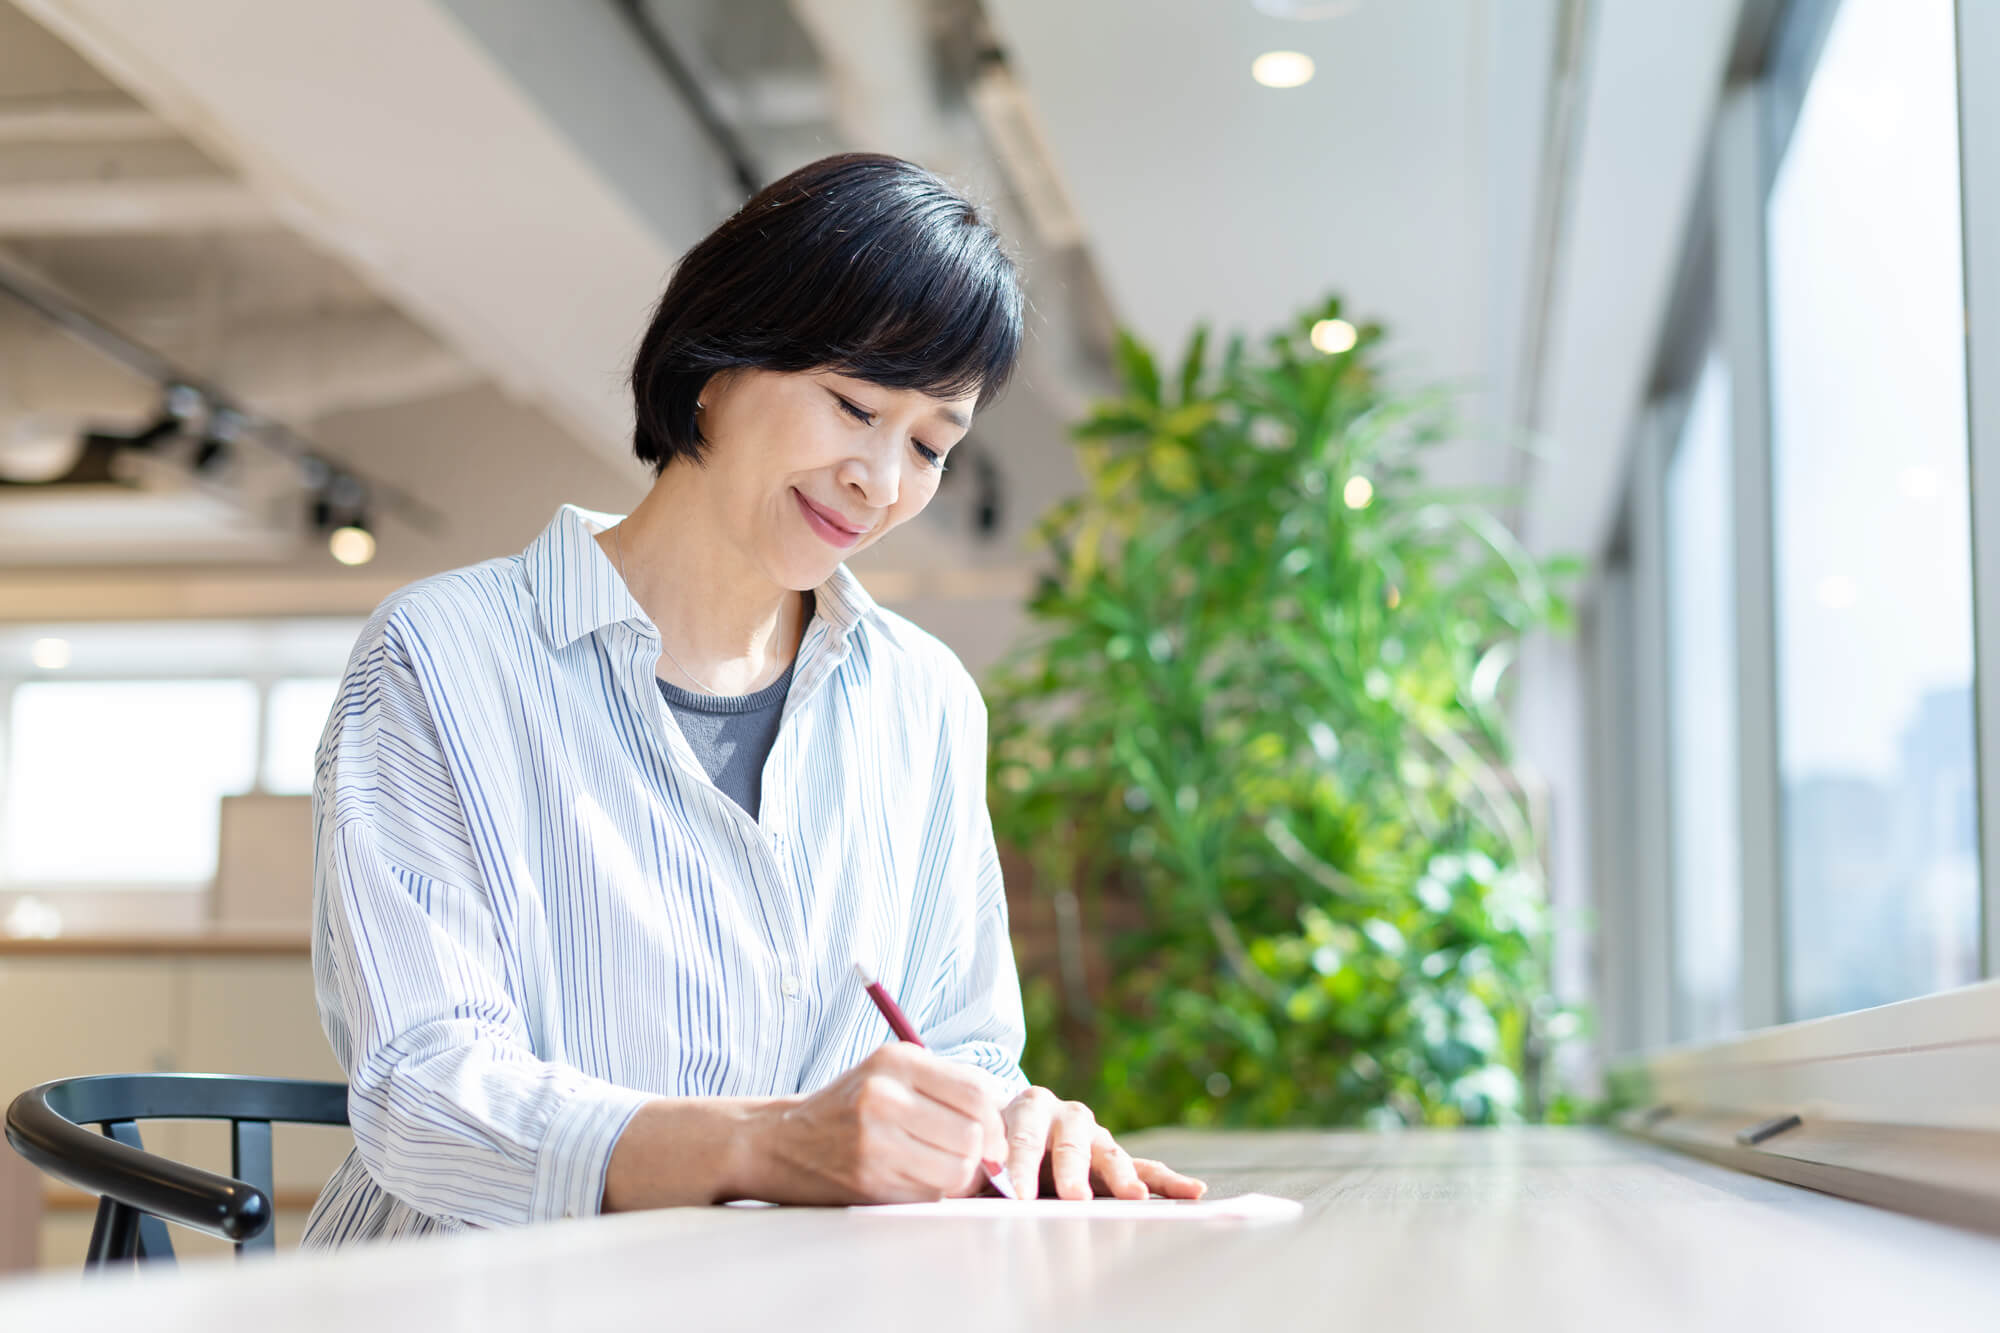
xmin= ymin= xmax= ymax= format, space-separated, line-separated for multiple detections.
xmin=949 ymin=1044 xmax=1032 ymax=1097
xmin=528 ymin=1079 xmax=657 ymax=1224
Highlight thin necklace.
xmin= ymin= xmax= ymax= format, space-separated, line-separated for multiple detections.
xmin=613 ymin=521 xmax=778 ymax=697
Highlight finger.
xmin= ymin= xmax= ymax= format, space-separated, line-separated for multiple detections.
xmin=899 ymin=1049 xmax=1009 ymax=1160
xmin=1132 ymin=1157 xmax=1207 ymax=1199
xmin=1089 ymin=1130 xmax=1147 ymax=1200
xmin=1003 ymin=1088 xmax=1058 ymax=1199
xmin=1048 ymin=1102 xmax=1097 ymax=1201
xmin=895 ymin=1089 xmax=990 ymax=1165
xmin=881 ymin=1121 xmax=986 ymax=1200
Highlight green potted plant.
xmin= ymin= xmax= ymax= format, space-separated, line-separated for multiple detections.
xmin=986 ymin=296 xmax=1580 ymax=1130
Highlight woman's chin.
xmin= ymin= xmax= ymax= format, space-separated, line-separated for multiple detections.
xmin=766 ymin=522 xmax=871 ymax=589
xmin=768 ymin=551 xmax=842 ymax=593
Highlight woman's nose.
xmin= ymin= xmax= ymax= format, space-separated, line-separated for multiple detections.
xmin=838 ymin=447 xmax=900 ymax=510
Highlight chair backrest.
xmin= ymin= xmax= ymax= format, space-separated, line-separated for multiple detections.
xmin=4 ymin=1073 xmax=348 ymax=1269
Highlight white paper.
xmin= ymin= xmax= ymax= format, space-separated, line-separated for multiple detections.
xmin=852 ymin=1192 xmax=1302 ymax=1222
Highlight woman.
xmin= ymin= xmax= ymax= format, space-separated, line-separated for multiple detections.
xmin=303 ymin=153 xmax=1204 ymax=1244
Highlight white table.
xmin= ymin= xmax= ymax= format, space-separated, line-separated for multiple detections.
xmin=2 ymin=1127 xmax=1996 ymax=1331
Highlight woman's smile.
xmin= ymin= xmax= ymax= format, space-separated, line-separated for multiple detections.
xmin=793 ymin=487 xmax=869 ymax=549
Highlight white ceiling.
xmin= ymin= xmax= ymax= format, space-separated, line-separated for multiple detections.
xmin=0 ymin=0 xmax=1086 ymax=594
xmin=986 ymin=0 xmax=1495 ymax=417
xmin=991 ymin=0 xmax=1761 ymax=569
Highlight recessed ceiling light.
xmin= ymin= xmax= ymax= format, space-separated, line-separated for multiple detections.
xmin=1311 ymin=318 xmax=1358 ymax=354
xmin=329 ymin=524 xmax=376 ymax=566
xmin=0 ymin=417 xmax=84 ymax=483
xmin=1252 ymin=51 xmax=1315 ymax=89
xmin=30 ymin=637 xmax=71 ymax=670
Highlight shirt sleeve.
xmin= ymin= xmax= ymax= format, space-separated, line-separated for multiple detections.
xmin=912 ymin=675 xmax=1031 ymax=1096
xmin=312 ymin=604 xmax=654 ymax=1228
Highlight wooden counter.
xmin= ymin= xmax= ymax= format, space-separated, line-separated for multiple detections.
xmin=1 ymin=1127 xmax=1996 ymax=1330
xmin=0 ymin=933 xmax=308 ymax=958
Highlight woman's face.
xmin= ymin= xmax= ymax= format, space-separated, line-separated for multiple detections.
xmin=692 ymin=367 xmax=977 ymax=591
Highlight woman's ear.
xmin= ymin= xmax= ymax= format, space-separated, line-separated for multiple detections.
xmin=696 ymin=369 xmax=737 ymax=412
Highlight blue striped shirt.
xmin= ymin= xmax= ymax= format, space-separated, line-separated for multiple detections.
xmin=301 ymin=503 xmax=1027 ymax=1246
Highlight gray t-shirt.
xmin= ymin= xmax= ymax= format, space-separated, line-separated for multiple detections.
xmin=654 ymin=595 xmax=814 ymax=818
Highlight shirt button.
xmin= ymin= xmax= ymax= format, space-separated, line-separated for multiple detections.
xmin=781 ymin=975 xmax=801 ymax=1000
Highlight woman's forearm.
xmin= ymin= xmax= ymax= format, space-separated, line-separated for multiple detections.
xmin=600 ymin=1095 xmax=796 ymax=1211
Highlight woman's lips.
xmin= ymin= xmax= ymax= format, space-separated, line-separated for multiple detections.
xmin=794 ymin=488 xmax=866 ymax=548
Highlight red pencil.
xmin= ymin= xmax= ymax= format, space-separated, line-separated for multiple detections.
xmin=853 ymin=960 xmax=1019 ymax=1199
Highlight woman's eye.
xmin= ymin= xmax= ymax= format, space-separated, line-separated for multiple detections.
xmin=837 ymin=394 xmax=946 ymax=471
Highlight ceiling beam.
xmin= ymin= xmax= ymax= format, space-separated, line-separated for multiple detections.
xmin=0 ymin=136 xmax=267 ymax=233
xmin=0 ymin=567 xmax=407 ymax=620
xmin=0 ymin=176 xmax=266 ymax=234
xmin=0 ymin=97 xmax=170 ymax=143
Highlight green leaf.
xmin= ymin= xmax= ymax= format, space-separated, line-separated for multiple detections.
xmin=1178 ymin=324 xmax=1210 ymax=405
xmin=1094 ymin=453 xmax=1145 ymax=501
xmin=1541 ymin=553 xmax=1587 ymax=580
xmin=1115 ymin=329 xmax=1163 ymax=405
xmin=1159 ymin=402 xmax=1219 ymax=439
xmin=1073 ymin=408 xmax=1153 ymax=441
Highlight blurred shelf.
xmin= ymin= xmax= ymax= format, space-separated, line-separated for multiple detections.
xmin=0 ymin=933 xmax=307 ymax=957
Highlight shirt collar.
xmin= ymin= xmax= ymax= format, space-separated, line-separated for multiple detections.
xmin=522 ymin=503 xmax=883 ymax=651
xmin=813 ymin=559 xmax=881 ymax=639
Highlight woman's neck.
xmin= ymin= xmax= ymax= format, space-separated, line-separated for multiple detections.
xmin=593 ymin=475 xmax=804 ymax=696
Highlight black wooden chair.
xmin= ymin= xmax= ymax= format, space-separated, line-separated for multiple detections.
xmin=5 ymin=1073 xmax=348 ymax=1268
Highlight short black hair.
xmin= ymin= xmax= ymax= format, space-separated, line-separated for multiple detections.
xmin=630 ymin=152 xmax=1025 ymax=474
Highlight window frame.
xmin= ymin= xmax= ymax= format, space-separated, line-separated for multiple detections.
xmin=1958 ymin=0 xmax=2000 ymax=979
xmin=1661 ymin=341 xmax=1743 ymax=1044
xmin=1607 ymin=0 xmax=2000 ymax=1228
xmin=0 ymin=620 xmax=358 ymax=896
xmin=1616 ymin=0 xmax=1996 ymax=1046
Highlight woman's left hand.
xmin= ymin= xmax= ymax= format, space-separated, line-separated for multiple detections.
xmin=994 ymin=1086 xmax=1207 ymax=1201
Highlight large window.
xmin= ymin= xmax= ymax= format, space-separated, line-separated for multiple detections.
xmin=0 ymin=620 xmax=360 ymax=890
xmin=1666 ymin=350 xmax=1740 ymax=1040
xmin=264 ymin=677 xmax=343 ymax=796
xmin=1766 ymin=0 xmax=1978 ymax=1019
xmin=5 ymin=680 xmax=260 ymax=884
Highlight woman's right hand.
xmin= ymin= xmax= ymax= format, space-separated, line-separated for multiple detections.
xmin=746 ymin=1042 xmax=1009 ymax=1204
